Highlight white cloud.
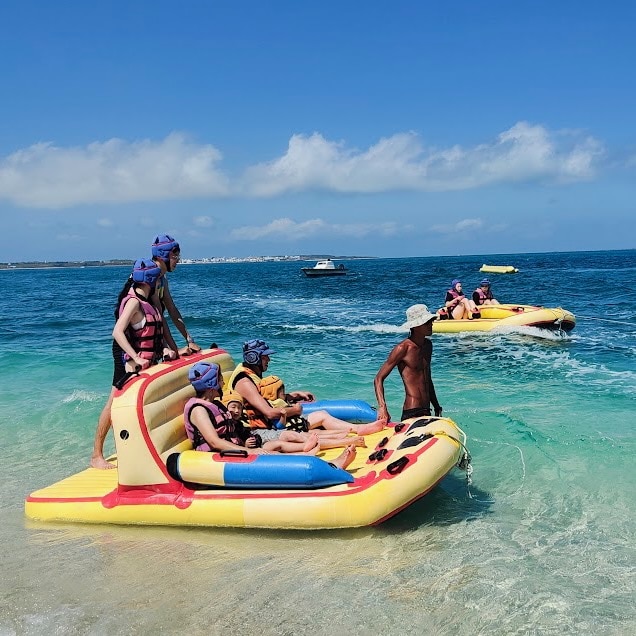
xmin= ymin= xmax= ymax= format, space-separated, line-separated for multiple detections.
xmin=0 ymin=123 xmax=604 ymax=209
xmin=430 ymin=218 xmax=484 ymax=234
xmin=193 ymin=215 xmax=214 ymax=227
xmin=229 ymin=217 xmax=401 ymax=241
xmin=97 ymin=218 xmax=113 ymax=227
xmin=241 ymin=122 xmax=604 ymax=196
xmin=0 ymin=133 xmax=229 ymax=208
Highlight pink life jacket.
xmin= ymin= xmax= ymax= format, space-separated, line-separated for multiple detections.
xmin=447 ymin=288 xmax=464 ymax=303
xmin=118 ymin=288 xmax=163 ymax=363
xmin=183 ymin=398 xmax=243 ymax=451
xmin=474 ymin=287 xmax=493 ymax=304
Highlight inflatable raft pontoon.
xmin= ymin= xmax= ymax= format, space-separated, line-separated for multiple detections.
xmin=479 ymin=264 xmax=519 ymax=274
xmin=433 ymin=303 xmax=575 ymax=333
xmin=25 ymin=349 xmax=470 ymax=530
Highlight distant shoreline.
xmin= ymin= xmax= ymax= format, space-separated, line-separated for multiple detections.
xmin=0 ymin=255 xmax=372 ymax=270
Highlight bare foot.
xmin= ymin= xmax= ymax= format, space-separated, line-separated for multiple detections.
xmin=331 ymin=445 xmax=357 ymax=470
xmin=303 ymin=432 xmax=320 ymax=453
xmin=90 ymin=456 xmax=116 ymax=470
xmin=356 ymin=418 xmax=387 ymax=435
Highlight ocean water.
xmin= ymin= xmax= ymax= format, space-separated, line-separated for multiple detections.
xmin=0 ymin=250 xmax=634 ymax=635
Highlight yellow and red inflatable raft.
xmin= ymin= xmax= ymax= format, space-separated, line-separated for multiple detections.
xmin=25 ymin=349 xmax=469 ymax=530
xmin=433 ymin=303 xmax=575 ymax=333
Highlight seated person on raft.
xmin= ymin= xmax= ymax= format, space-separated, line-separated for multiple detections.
xmin=185 ymin=361 xmax=357 ymax=468
xmin=440 ymin=279 xmax=480 ymax=320
xmin=228 ymin=339 xmax=386 ymax=439
xmin=472 ymin=278 xmax=499 ymax=306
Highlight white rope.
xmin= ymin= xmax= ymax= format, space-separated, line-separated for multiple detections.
xmin=576 ymin=316 xmax=635 ymax=327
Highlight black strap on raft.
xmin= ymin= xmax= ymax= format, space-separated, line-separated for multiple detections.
xmin=166 ymin=453 xmax=182 ymax=481
xmin=393 ymin=423 xmax=406 ymax=433
xmin=386 ymin=456 xmax=409 ymax=475
xmin=408 ymin=417 xmax=435 ymax=431
xmin=397 ymin=433 xmax=433 ymax=450
xmin=377 ymin=436 xmax=389 ymax=448
xmin=114 ymin=367 xmax=140 ymax=391
xmin=368 ymin=448 xmax=389 ymax=462
xmin=219 ymin=449 xmax=249 ymax=458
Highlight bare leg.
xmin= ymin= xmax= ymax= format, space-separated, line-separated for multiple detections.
xmin=90 ymin=388 xmax=116 ymax=469
xmin=355 ymin=418 xmax=387 ymax=435
xmin=330 ymin=445 xmax=357 ymax=470
xmin=318 ymin=435 xmax=367 ymax=450
xmin=307 ymin=410 xmax=386 ymax=435
xmin=264 ymin=433 xmax=320 ymax=455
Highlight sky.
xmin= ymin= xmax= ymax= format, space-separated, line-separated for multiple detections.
xmin=1 ymin=0 xmax=635 ymax=261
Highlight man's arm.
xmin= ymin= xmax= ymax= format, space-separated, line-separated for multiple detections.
xmin=374 ymin=342 xmax=406 ymax=422
xmin=426 ymin=342 xmax=442 ymax=417
xmin=161 ymin=278 xmax=201 ymax=351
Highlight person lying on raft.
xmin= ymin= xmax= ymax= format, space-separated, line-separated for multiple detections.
xmin=186 ymin=362 xmax=357 ymax=468
xmin=221 ymin=390 xmax=364 ymax=450
xmin=227 ymin=339 xmax=387 ymax=438
xmin=256 ymin=377 xmax=376 ymax=450
xmin=441 ymin=279 xmax=480 ymax=320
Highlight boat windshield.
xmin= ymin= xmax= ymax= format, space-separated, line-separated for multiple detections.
xmin=315 ymin=260 xmax=335 ymax=269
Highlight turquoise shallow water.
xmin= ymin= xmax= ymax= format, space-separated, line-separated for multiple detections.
xmin=0 ymin=250 xmax=634 ymax=634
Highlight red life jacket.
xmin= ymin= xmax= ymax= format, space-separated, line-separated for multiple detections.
xmin=183 ymin=398 xmax=243 ymax=451
xmin=474 ymin=287 xmax=493 ymax=304
xmin=118 ymin=288 xmax=163 ymax=363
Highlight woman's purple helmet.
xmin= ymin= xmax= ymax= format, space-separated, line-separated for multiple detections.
xmin=132 ymin=259 xmax=162 ymax=287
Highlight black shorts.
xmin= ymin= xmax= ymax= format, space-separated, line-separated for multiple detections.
xmin=401 ymin=406 xmax=431 ymax=420
xmin=111 ymin=340 xmax=127 ymax=387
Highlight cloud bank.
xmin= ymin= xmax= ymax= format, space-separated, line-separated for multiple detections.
xmin=0 ymin=133 xmax=229 ymax=208
xmin=229 ymin=217 xmax=401 ymax=241
xmin=0 ymin=123 xmax=604 ymax=208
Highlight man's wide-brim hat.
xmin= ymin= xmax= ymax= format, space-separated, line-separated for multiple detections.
xmin=402 ymin=304 xmax=438 ymax=329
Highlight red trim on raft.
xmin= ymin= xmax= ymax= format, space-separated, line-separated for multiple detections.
xmin=130 ymin=350 xmax=230 ymax=484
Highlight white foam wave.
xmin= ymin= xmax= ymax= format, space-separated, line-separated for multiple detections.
xmin=61 ymin=390 xmax=102 ymax=404
xmin=280 ymin=322 xmax=406 ymax=334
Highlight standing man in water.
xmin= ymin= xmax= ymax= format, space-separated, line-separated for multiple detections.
xmin=151 ymin=234 xmax=202 ymax=356
xmin=374 ymin=304 xmax=442 ymax=423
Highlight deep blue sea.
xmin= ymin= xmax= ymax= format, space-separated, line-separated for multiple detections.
xmin=1 ymin=250 xmax=634 ymax=635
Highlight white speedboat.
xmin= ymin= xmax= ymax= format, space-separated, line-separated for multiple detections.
xmin=301 ymin=259 xmax=348 ymax=277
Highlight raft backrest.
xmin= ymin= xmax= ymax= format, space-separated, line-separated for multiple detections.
xmin=141 ymin=352 xmax=237 ymax=463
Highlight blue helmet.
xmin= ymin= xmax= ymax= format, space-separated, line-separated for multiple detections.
xmin=451 ymin=279 xmax=461 ymax=288
xmin=131 ymin=258 xmax=162 ymax=287
xmin=242 ymin=339 xmax=276 ymax=365
xmin=151 ymin=234 xmax=180 ymax=263
xmin=188 ymin=362 xmax=222 ymax=392
xmin=480 ymin=278 xmax=491 ymax=287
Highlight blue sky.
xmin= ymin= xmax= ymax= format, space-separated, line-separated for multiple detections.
xmin=1 ymin=0 xmax=634 ymax=261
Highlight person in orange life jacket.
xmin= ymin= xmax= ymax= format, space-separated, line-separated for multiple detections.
xmin=374 ymin=304 xmax=442 ymax=423
xmin=90 ymin=259 xmax=165 ymax=470
xmin=472 ymin=278 xmax=499 ymax=306
xmin=230 ymin=340 xmax=387 ymax=437
xmin=151 ymin=234 xmax=202 ymax=357
xmin=445 ymin=279 xmax=480 ymax=320
xmin=257 ymin=376 xmax=371 ymax=449
xmin=184 ymin=363 xmax=365 ymax=463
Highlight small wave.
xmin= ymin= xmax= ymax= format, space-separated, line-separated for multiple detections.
xmin=61 ymin=390 xmax=102 ymax=404
xmin=279 ymin=322 xmax=406 ymax=335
